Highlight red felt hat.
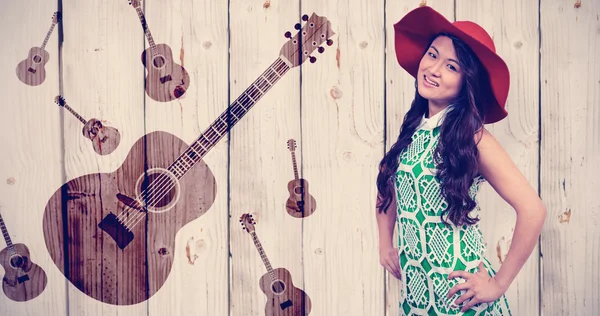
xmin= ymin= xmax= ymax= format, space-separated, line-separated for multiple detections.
xmin=394 ymin=6 xmax=510 ymax=124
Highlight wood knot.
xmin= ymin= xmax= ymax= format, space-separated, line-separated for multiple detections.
xmin=158 ymin=248 xmax=169 ymax=256
xmin=330 ymin=86 xmax=343 ymax=100
xmin=359 ymin=41 xmax=368 ymax=49
xmin=6 ymin=177 xmax=15 ymax=185
xmin=203 ymin=41 xmax=212 ymax=50
xmin=513 ymin=41 xmax=523 ymax=49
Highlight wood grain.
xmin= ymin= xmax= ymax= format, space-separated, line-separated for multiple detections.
xmin=301 ymin=0 xmax=385 ymax=315
xmin=540 ymin=0 xmax=600 ymax=314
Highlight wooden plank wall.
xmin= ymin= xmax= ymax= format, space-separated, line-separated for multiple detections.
xmin=0 ymin=0 xmax=597 ymax=315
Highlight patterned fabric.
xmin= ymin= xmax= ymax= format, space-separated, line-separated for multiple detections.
xmin=395 ymin=106 xmax=511 ymax=316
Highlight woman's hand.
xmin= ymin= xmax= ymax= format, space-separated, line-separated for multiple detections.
xmin=379 ymin=246 xmax=401 ymax=280
xmin=447 ymin=262 xmax=505 ymax=312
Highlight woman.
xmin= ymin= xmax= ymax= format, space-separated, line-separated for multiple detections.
xmin=376 ymin=7 xmax=546 ymax=315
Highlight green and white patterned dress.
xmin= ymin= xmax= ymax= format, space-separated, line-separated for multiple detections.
xmin=395 ymin=106 xmax=511 ymax=315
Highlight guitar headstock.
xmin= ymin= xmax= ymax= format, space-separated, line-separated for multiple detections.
xmin=280 ymin=13 xmax=335 ymax=68
xmin=52 ymin=12 xmax=62 ymax=24
xmin=239 ymin=213 xmax=256 ymax=233
xmin=128 ymin=0 xmax=141 ymax=8
xmin=287 ymin=139 xmax=297 ymax=152
xmin=54 ymin=95 xmax=67 ymax=107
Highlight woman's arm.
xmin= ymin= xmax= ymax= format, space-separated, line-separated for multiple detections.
xmin=376 ymin=191 xmax=401 ymax=279
xmin=448 ymin=128 xmax=546 ymax=311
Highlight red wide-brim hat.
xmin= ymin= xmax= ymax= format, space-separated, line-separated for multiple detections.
xmin=394 ymin=6 xmax=510 ymax=124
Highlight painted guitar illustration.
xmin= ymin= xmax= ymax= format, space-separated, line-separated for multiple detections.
xmin=128 ymin=0 xmax=190 ymax=102
xmin=54 ymin=96 xmax=121 ymax=156
xmin=0 ymin=208 xmax=47 ymax=302
xmin=42 ymin=13 xmax=334 ymax=305
xmin=16 ymin=12 xmax=60 ymax=86
xmin=285 ymin=139 xmax=316 ymax=218
xmin=240 ymin=214 xmax=311 ymax=315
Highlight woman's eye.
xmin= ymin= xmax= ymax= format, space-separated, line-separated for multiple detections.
xmin=428 ymin=52 xmax=436 ymax=58
xmin=447 ymin=64 xmax=457 ymax=71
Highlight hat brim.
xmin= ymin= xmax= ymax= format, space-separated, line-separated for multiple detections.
xmin=393 ymin=6 xmax=510 ymax=124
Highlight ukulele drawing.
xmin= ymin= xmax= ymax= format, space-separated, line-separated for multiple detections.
xmin=0 ymin=207 xmax=47 ymax=302
xmin=42 ymin=13 xmax=334 ymax=305
xmin=285 ymin=139 xmax=317 ymax=218
xmin=15 ymin=12 xmax=60 ymax=86
xmin=54 ymin=96 xmax=121 ymax=156
xmin=240 ymin=213 xmax=312 ymax=315
xmin=128 ymin=0 xmax=190 ymax=102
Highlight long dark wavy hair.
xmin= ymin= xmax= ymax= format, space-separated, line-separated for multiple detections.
xmin=377 ymin=33 xmax=496 ymax=227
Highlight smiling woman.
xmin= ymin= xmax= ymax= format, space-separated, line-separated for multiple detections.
xmin=375 ymin=6 xmax=546 ymax=316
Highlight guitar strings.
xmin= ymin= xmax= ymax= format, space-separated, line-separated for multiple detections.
xmin=116 ymin=58 xmax=290 ymax=230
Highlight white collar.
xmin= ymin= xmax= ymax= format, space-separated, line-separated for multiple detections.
xmin=418 ymin=105 xmax=454 ymax=130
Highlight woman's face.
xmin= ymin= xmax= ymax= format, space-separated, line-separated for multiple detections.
xmin=416 ymin=35 xmax=464 ymax=106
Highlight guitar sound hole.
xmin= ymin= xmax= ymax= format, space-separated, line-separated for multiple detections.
xmin=142 ymin=173 xmax=176 ymax=209
xmin=271 ymin=280 xmax=286 ymax=294
xmin=294 ymin=187 xmax=304 ymax=195
xmin=32 ymin=55 xmax=42 ymax=63
xmin=153 ymin=56 xmax=166 ymax=68
xmin=9 ymin=255 xmax=24 ymax=269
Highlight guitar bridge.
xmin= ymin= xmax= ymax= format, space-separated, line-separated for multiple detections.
xmin=27 ymin=67 xmax=36 ymax=74
xmin=98 ymin=212 xmax=135 ymax=250
xmin=17 ymin=275 xmax=30 ymax=284
xmin=160 ymin=75 xmax=172 ymax=83
xmin=280 ymin=300 xmax=293 ymax=310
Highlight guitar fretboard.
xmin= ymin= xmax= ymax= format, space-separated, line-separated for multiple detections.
xmin=167 ymin=57 xmax=291 ymax=180
xmin=62 ymin=104 xmax=88 ymax=125
xmin=290 ymin=151 xmax=299 ymax=180
xmin=251 ymin=231 xmax=275 ymax=279
xmin=0 ymin=211 xmax=15 ymax=253
xmin=40 ymin=22 xmax=57 ymax=50
xmin=134 ymin=6 xmax=157 ymax=58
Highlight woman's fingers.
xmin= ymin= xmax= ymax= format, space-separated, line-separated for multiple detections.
xmin=453 ymin=289 xmax=475 ymax=305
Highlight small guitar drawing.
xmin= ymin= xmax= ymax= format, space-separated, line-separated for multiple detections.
xmin=285 ymin=139 xmax=317 ymax=218
xmin=16 ymin=12 xmax=61 ymax=86
xmin=128 ymin=0 xmax=190 ymax=102
xmin=54 ymin=95 xmax=121 ymax=156
xmin=240 ymin=213 xmax=312 ymax=316
xmin=0 ymin=208 xmax=47 ymax=302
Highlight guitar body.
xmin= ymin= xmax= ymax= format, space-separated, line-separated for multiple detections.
xmin=259 ymin=268 xmax=312 ymax=316
xmin=42 ymin=131 xmax=217 ymax=305
xmin=82 ymin=119 xmax=121 ymax=156
xmin=285 ymin=179 xmax=317 ymax=218
xmin=0 ymin=243 xmax=48 ymax=302
xmin=15 ymin=47 xmax=49 ymax=86
xmin=141 ymin=43 xmax=190 ymax=102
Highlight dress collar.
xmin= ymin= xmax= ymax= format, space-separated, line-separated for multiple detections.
xmin=418 ymin=105 xmax=454 ymax=130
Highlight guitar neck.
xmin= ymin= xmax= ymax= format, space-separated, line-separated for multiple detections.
xmin=0 ymin=211 xmax=14 ymax=250
xmin=291 ymin=151 xmax=299 ymax=180
xmin=134 ymin=6 xmax=157 ymax=56
xmin=62 ymin=104 xmax=88 ymax=125
xmin=250 ymin=232 xmax=274 ymax=275
xmin=167 ymin=57 xmax=291 ymax=179
xmin=40 ymin=22 xmax=57 ymax=50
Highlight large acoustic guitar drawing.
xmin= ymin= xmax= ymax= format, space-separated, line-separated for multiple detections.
xmin=0 ymin=208 xmax=47 ymax=302
xmin=42 ymin=13 xmax=334 ymax=305
xmin=128 ymin=0 xmax=190 ymax=102
xmin=240 ymin=213 xmax=311 ymax=315
xmin=54 ymin=96 xmax=121 ymax=156
xmin=285 ymin=139 xmax=316 ymax=218
xmin=15 ymin=12 xmax=60 ymax=86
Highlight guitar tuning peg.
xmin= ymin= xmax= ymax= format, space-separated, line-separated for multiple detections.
xmin=284 ymin=31 xmax=292 ymax=38
xmin=294 ymin=23 xmax=301 ymax=30
xmin=309 ymin=56 xmax=317 ymax=63
xmin=302 ymin=14 xmax=309 ymax=21
xmin=318 ymin=46 xmax=325 ymax=54
xmin=327 ymin=39 xmax=334 ymax=46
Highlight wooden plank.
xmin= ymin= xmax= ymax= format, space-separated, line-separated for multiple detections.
xmin=456 ymin=1 xmax=540 ymax=314
xmin=228 ymin=1 xmax=305 ymax=315
xmin=300 ymin=1 xmax=384 ymax=315
xmin=0 ymin=1 xmax=65 ymax=315
xmin=384 ymin=2 xmax=455 ymax=314
xmin=47 ymin=0 xmax=146 ymax=313
xmin=540 ymin=0 xmax=600 ymax=314
xmin=142 ymin=0 xmax=229 ymax=315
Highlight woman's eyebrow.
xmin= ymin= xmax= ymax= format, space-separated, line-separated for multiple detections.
xmin=431 ymin=45 xmax=459 ymax=65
